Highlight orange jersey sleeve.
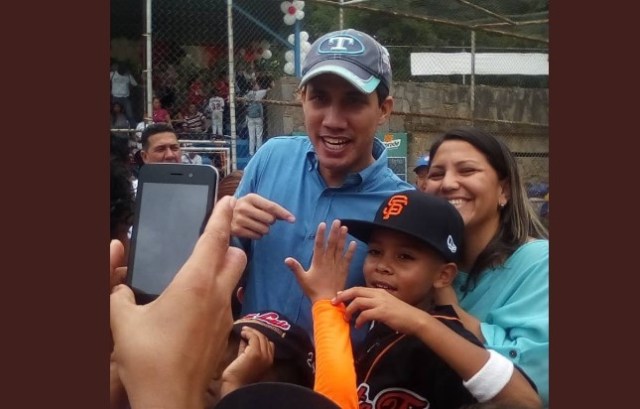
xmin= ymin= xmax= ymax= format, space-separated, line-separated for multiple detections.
xmin=312 ymin=300 xmax=358 ymax=409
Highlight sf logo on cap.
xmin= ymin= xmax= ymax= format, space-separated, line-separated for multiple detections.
xmin=382 ymin=195 xmax=408 ymax=220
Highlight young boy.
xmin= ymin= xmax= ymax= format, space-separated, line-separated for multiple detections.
xmin=286 ymin=190 xmax=542 ymax=409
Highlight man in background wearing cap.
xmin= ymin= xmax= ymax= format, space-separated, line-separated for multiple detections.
xmin=413 ymin=154 xmax=430 ymax=192
xmin=231 ymin=28 xmax=413 ymax=348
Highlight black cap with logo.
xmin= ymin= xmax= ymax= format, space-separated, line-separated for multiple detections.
xmin=341 ymin=190 xmax=464 ymax=263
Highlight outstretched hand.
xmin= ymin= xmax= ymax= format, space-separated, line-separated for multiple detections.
xmin=110 ymin=196 xmax=247 ymax=409
xmin=285 ymin=220 xmax=357 ymax=304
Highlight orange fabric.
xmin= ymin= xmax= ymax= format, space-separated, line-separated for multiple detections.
xmin=312 ymin=300 xmax=358 ymax=409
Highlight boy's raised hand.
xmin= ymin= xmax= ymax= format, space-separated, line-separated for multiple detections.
xmin=285 ymin=220 xmax=357 ymax=304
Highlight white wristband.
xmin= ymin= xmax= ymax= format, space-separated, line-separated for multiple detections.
xmin=462 ymin=349 xmax=514 ymax=402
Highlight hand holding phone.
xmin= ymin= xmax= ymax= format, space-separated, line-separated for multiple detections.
xmin=127 ymin=163 xmax=219 ymax=304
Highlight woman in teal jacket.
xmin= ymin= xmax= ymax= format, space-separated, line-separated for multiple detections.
xmin=425 ymin=127 xmax=549 ymax=407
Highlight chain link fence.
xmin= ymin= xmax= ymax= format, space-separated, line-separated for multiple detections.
xmin=111 ymin=0 xmax=549 ymax=222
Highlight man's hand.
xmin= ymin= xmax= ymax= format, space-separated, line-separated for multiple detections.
xmin=231 ymin=193 xmax=295 ymax=239
xmin=109 ymin=239 xmax=129 ymax=409
xmin=285 ymin=220 xmax=357 ymax=303
xmin=110 ymin=196 xmax=247 ymax=409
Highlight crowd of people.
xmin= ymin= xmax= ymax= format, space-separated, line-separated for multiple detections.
xmin=110 ymin=28 xmax=549 ymax=409
xmin=110 ymin=60 xmax=274 ymax=150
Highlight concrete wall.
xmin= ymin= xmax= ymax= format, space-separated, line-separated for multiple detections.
xmin=266 ymin=78 xmax=548 ymax=185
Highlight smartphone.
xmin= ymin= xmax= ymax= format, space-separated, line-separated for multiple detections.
xmin=127 ymin=163 xmax=219 ymax=304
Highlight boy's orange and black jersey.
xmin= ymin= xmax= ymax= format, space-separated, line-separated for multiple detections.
xmin=355 ymin=305 xmax=481 ymax=409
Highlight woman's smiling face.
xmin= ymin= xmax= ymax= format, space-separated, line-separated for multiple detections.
xmin=425 ymin=140 xmax=508 ymax=231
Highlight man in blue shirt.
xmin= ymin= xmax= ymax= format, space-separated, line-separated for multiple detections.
xmin=231 ymin=29 xmax=414 ymax=347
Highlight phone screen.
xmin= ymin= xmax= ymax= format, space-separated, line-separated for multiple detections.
xmin=127 ymin=164 xmax=218 ymax=304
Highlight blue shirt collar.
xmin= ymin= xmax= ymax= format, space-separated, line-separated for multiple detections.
xmin=305 ymin=138 xmax=389 ymax=188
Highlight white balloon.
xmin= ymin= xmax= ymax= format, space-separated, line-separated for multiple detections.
xmin=300 ymin=52 xmax=307 ymax=63
xmin=280 ymin=1 xmax=291 ymax=13
xmin=288 ymin=34 xmax=295 ymax=44
xmin=284 ymin=62 xmax=295 ymax=75
xmin=295 ymin=10 xmax=305 ymax=20
xmin=293 ymin=0 xmax=305 ymax=10
xmin=301 ymin=41 xmax=312 ymax=53
xmin=284 ymin=14 xmax=296 ymax=25
xmin=260 ymin=40 xmax=270 ymax=50
xmin=300 ymin=31 xmax=309 ymax=42
xmin=285 ymin=50 xmax=294 ymax=62
xmin=262 ymin=49 xmax=272 ymax=60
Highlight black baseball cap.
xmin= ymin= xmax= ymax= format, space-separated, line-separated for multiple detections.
xmin=233 ymin=311 xmax=315 ymax=386
xmin=300 ymin=28 xmax=392 ymax=94
xmin=341 ymin=190 xmax=464 ymax=263
xmin=215 ymin=382 xmax=340 ymax=409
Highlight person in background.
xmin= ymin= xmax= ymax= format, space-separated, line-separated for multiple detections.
xmin=140 ymin=123 xmax=181 ymax=164
xmin=242 ymin=80 xmax=271 ymax=156
xmin=111 ymin=102 xmax=132 ymax=138
xmin=213 ymin=71 xmax=231 ymax=135
xmin=181 ymin=150 xmax=203 ymax=165
xmin=182 ymin=103 xmax=208 ymax=139
xmin=206 ymin=88 xmax=226 ymax=138
xmin=187 ymin=74 xmax=207 ymax=112
xmin=152 ymin=97 xmax=173 ymax=128
xmin=110 ymin=61 xmax=139 ymax=128
xmin=424 ymin=127 xmax=549 ymax=406
xmin=413 ymin=154 xmax=430 ymax=192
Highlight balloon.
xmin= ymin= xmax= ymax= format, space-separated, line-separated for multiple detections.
xmin=293 ymin=1 xmax=305 ymax=10
xmin=300 ymin=31 xmax=309 ymax=42
xmin=285 ymin=50 xmax=294 ymax=62
xmin=301 ymin=41 xmax=312 ymax=53
xmin=288 ymin=34 xmax=295 ymax=44
xmin=284 ymin=14 xmax=296 ymax=25
xmin=295 ymin=10 xmax=305 ymax=20
xmin=260 ymin=40 xmax=270 ymax=50
xmin=284 ymin=62 xmax=295 ymax=75
xmin=280 ymin=1 xmax=290 ymax=13
xmin=262 ymin=49 xmax=272 ymax=59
